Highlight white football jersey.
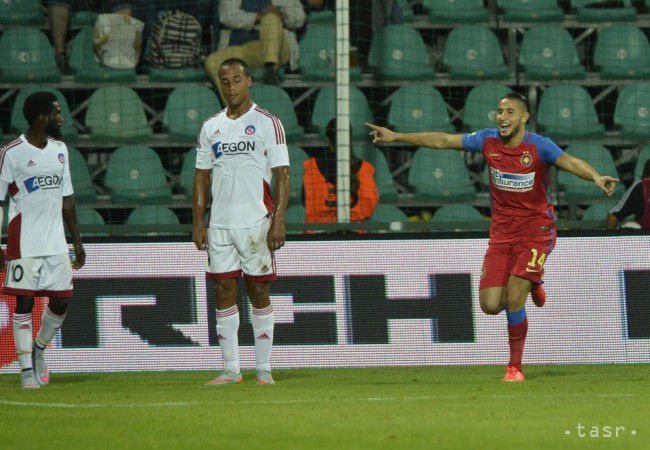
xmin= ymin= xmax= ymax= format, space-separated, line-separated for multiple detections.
xmin=0 ymin=135 xmax=74 ymax=259
xmin=196 ymin=103 xmax=290 ymax=229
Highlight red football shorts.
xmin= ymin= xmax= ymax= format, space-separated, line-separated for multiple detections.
xmin=480 ymin=235 xmax=556 ymax=289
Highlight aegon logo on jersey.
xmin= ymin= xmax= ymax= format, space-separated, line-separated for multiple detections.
xmin=489 ymin=168 xmax=535 ymax=192
xmin=212 ymin=141 xmax=257 ymax=159
xmin=23 ymin=175 xmax=63 ymax=193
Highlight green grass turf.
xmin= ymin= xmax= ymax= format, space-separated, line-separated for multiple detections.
xmin=0 ymin=364 xmax=648 ymax=450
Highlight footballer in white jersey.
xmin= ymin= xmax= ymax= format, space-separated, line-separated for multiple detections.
xmin=0 ymin=91 xmax=86 ymax=390
xmin=196 ymin=103 xmax=290 ymax=229
xmin=192 ymin=58 xmax=290 ymax=386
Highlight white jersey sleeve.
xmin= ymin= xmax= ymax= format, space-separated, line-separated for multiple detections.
xmin=259 ymin=110 xmax=290 ymax=169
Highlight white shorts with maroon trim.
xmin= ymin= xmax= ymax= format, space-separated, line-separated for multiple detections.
xmin=3 ymin=253 xmax=73 ymax=297
xmin=207 ymin=217 xmax=276 ymax=282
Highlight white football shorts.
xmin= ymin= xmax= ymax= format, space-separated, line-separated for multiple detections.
xmin=207 ymin=217 xmax=276 ymax=281
xmin=3 ymin=253 xmax=73 ymax=297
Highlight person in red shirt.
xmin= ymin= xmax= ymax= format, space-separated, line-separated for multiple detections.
xmin=367 ymin=92 xmax=618 ymax=382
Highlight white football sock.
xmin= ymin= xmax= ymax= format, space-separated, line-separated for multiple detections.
xmin=216 ymin=305 xmax=240 ymax=373
xmin=252 ymin=305 xmax=274 ymax=372
xmin=12 ymin=312 xmax=33 ymax=370
xmin=36 ymin=306 xmax=66 ymax=347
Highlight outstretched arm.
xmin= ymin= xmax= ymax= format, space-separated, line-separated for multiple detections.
xmin=366 ymin=123 xmax=465 ymax=151
xmin=555 ymin=153 xmax=618 ymax=196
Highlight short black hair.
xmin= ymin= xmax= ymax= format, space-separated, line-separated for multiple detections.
xmin=325 ymin=118 xmax=354 ymax=146
xmin=219 ymin=58 xmax=251 ymax=78
xmin=23 ymin=91 xmax=58 ymax=126
xmin=501 ymin=92 xmax=530 ymax=113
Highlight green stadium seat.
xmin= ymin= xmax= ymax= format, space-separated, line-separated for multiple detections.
xmin=76 ymin=205 xmax=104 ymax=225
xmin=634 ymin=145 xmax=650 ymax=180
xmin=11 ymin=85 xmax=78 ymax=141
xmin=311 ymin=85 xmax=373 ymax=141
xmin=71 ymin=10 xmax=98 ymax=26
xmin=558 ymin=144 xmax=620 ymax=204
xmin=369 ymin=204 xmax=409 ymax=222
xmin=0 ymin=27 xmax=61 ymax=83
xmin=104 ymin=145 xmax=173 ymax=203
xmin=423 ymin=0 xmax=490 ymax=23
xmin=0 ymin=0 xmax=44 ymax=25
xmin=462 ymin=84 xmax=511 ymax=131
xmin=126 ymin=206 xmax=181 ymax=236
xmin=355 ymin=143 xmax=399 ymax=203
xmin=570 ymin=0 xmax=637 ymax=22
xmin=285 ymin=204 xmax=306 ymax=234
xmin=613 ymin=83 xmax=650 ymax=140
xmin=537 ymin=84 xmax=605 ymax=140
xmin=497 ymin=0 xmax=564 ymax=22
xmin=163 ymin=84 xmax=221 ymax=142
xmin=442 ymin=26 xmax=510 ymax=80
xmin=85 ymin=86 xmax=153 ymax=142
xmin=68 ymin=146 xmax=97 ymax=203
xmin=367 ymin=25 xmax=435 ymax=81
xmin=69 ymin=28 xmax=136 ymax=82
xmin=180 ymin=149 xmax=197 ymax=197
xmin=307 ymin=10 xmax=335 ymax=24
xmin=594 ymin=25 xmax=650 ymax=80
xmin=387 ymin=85 xmax=455 ymax=134
xmin=251 ymin=84 xmax=304 ymax=141
xmin=432 ymin=203 xmax=486 ymax=231
xmin=76 ymin=206 xmax=108 ymax=237
xmin=75 ymin=205 xmax=107 ymax=237
xmin=519 ymin=25 xmax=586 ymax=80
xmin=298 ymin=25 xmax=362 ymax=81
xmin=408 ymin=148 xmax=477 ymax=203
xmin=580 ymin=202 xmax=613 ymax=229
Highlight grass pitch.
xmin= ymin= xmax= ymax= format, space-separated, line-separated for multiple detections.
xmin=0 ymin=364 xmax=648 ymax=450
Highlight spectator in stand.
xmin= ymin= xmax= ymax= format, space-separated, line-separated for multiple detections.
xmin=302 ymin=119 xmax=379 ymax=225
xmin=607 ymin=160 xmax=650 ymax=230
xmin=133 ymin=0 xmax=216 ymax=44
xmin=205 ymin=0 xmax=306 ymax=86
xmin=45 ymin=0 xmax=133 ymax=74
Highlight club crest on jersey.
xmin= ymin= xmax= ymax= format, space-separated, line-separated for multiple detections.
xmin=520 ymin=152 xmax=532 ymax=167
xmin=245 ymin=125 xmax=256 ymax=135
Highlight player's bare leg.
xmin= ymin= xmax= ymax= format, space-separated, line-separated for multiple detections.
xmin=246 ymin=280 xmax=275 ymax=385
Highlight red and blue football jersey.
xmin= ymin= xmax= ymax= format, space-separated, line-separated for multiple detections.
xmin=462 ymin=129 xmax=564 ymax=240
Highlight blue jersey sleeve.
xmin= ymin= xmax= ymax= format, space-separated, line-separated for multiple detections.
xmin=461 ymin=128 xmax=499 ymax=153
xmin=529 ymin=134 xmax=564 ymax=166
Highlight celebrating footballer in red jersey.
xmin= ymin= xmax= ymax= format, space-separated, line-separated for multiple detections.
xmin=367 ymin=93 xmax=618 ymax=382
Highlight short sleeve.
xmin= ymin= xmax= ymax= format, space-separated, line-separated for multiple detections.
xmin=62 ymin=145 xmax=74 ymax=197
xmin=195 ymin=123 xmax=214 ymax=170
xmin=0 ymin=152 xmax=14 ymax=200
xmin=532 ymin=135 xmax=564 ymax=166
xmin=461 ymin=129 xmax=496 ymax=153
xmin=262 ymin=117 xmax=290 ymax=169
